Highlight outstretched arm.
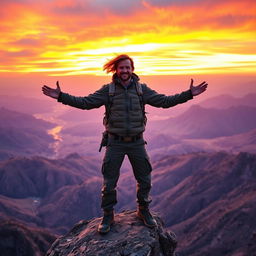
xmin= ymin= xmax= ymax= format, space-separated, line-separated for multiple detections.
xmin=42 ymin=81 xmax=61 ymax=99
xmin=143 ymin=79 xmax=208 ymax=108
xmin=42 ymin=81 xmax=107 ymax=110
xmin=190 ymin=79 xmax=208 ymax=96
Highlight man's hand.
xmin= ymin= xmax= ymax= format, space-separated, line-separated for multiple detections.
xmin=190 ymin=79 xmax=208 ymax=96
xmin=42 ymin=81 xmax=61 ymax=99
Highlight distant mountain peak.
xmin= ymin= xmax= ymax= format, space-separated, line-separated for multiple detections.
xmin=0 ymin=219 xmax=56 ymax=256
xmin=65 ymin=152 xmax=81 ymax=159
xmin=199 ymin=92 xmax=256 ymax=109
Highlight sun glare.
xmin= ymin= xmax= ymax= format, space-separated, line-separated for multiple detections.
xmin=0 ymin=0 xmax=255 ymax=76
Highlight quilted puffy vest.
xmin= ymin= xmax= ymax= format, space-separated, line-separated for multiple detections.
xmin=103 ymin=80 xmax=146 ymax=136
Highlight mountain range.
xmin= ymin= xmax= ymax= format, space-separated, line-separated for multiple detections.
xmin=148 ymin=104 xmax=256 ymax=139
xmin=0 ymin=219 xmax=56 ymax=256
xmin=147 ymin=128 xmax=256 ymax=161
xmin=0 ymin=92 xmax=256 ymax=255
xmin=0 ymin=95 xmax=56 ymax=115
xmin=198 ymin=93 xmax=256 ymax=109
xmin=0 ymin=151 xmax=255 ymax=255
xmin=0 ymin=107 xmax=56 ymax=160
xmin=1 ymin=93 xmax=255 ymax=159
xmin=151 ymin=151 xmax=256 ymax=255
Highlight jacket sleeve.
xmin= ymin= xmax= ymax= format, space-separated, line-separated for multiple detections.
xmin=142 ymin=84 xmax=193 ymax=108
xmin=57 ymin=85 xmax=108 ymax=110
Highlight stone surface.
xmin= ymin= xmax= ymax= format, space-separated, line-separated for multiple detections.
xmin=47 ymin=210 xmax=177 ymax=256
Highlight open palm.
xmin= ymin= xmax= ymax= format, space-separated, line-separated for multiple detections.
xmin=42 ymin=81 xmax=61 ymax=99
xmin=190 ymin=79 xmax=208 ymax=96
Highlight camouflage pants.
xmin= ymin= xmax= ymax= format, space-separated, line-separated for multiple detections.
xmin=101 ymin=137 xmax=152 ymax=211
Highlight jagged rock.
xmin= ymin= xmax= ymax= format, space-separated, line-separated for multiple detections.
xmin=47 ymin=210 xmax=177 ymax=256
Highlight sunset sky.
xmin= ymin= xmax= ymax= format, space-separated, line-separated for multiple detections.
xmin=0 ymin=0 xmax=255 ymax=101
xmin=1 ymin=0 xmax=255 ymax=77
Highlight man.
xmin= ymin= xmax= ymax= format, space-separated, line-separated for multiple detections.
xmin=42 ymin=54 xmax=207 ymax=234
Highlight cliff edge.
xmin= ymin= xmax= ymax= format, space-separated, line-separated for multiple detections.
xmin=46 ymin=210 xmax=177 ymax=256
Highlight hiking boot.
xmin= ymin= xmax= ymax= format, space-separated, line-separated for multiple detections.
xmin=98 ymin=210 xmax=114 ymax=234
xmin=137 ymin=206 xmax=157 ymax=228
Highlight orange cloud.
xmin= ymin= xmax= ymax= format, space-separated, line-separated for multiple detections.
xmin=0 ymin=0 xmax=255 ymax=75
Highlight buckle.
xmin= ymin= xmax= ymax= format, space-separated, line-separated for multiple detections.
xmin=123 ymin=136 xmax=133 ymax=142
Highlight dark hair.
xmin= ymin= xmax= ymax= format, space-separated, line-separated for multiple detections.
xmin=103 ymin=54 xmax=134 ymax=73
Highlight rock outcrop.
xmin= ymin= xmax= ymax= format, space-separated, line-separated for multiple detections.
xmin=47 ymin=210 xmax=177 ymax=256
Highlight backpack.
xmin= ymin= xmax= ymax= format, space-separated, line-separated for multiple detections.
xmin=103 ymin=82 xmax=147 ymax=126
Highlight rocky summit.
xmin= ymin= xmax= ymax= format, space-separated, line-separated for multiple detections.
xmin=46 ymin=210 xmax=177 ymax=256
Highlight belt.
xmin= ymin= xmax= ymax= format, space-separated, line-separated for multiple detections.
xmin=108 ymin=133 xmax=143 ymax=142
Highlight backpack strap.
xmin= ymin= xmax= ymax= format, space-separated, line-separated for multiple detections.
xmin=108 ymin=82 xmax=115 ymax=96
xmin=135 ymin=82 xmax=143 ymax=96
xmin=104 ymin=82 xmax=115 ymax=125
xmin=136 ymin=82 xmax=145 ymax=113
xmin=136 ymin=82 xmax=147 ymax=125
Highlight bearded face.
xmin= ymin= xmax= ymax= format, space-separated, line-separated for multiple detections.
xmin=116 ymin=59 xmax=133 ymax=82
